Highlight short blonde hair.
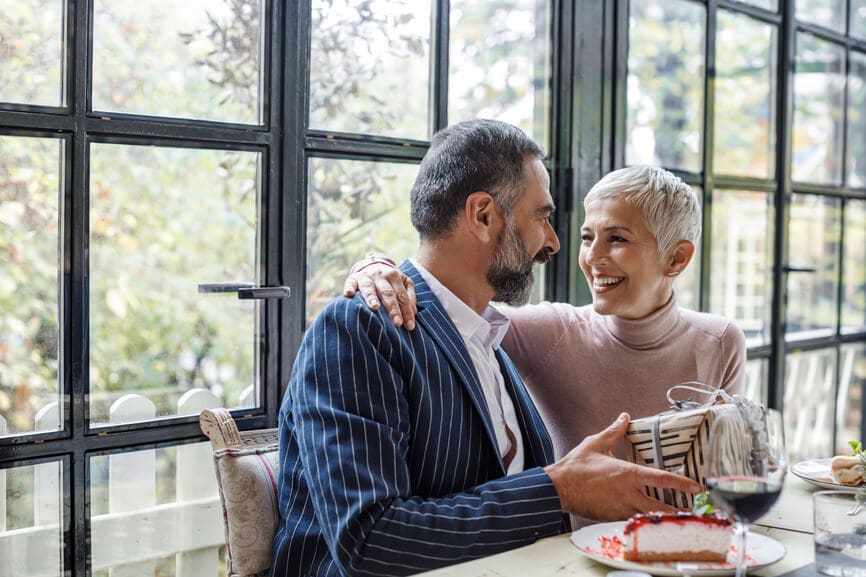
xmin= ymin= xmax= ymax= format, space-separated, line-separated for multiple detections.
xmin=584 ymin=165 xmax=700 ymax=257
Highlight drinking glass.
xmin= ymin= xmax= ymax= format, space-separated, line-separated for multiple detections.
xmin=706 ymin=408 xmax=787 ymax=577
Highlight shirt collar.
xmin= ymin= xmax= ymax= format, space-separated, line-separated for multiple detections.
xmin=410 ymin=259 xmax=511 ymax=350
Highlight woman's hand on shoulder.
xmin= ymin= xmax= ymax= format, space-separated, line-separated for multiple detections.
xmin=343 ymin=253 xmax=418 ymax=330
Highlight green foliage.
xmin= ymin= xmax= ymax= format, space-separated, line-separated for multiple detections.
xmin=692 ymin=491 xmax=716 ymax=516
xmin=627 ymin=0 xmax=705 ymax=171
xmin=448 ymin=0 xmax=550 ymax=144
xmin=309 ymin=0 xmax=429 ymax=138
xmin=305 ymin=159 xmax=419 ymax=325
xmin=0 ymin=0 xmax=65 ymax=106
xmin=0 ymin=136 xmax=62 ymax=433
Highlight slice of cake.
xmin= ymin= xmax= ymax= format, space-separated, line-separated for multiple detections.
xmin=623 ymin=512 xmax=732 ymax=562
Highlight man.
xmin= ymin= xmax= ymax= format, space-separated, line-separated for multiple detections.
xmin=272 ymin=119 xmax=699 ymax=577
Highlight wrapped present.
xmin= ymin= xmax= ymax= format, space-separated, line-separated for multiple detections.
xmin=624 ymin=384 xmax=766 ymax=510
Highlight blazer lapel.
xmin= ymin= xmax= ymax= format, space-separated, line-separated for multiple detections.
xmin=400 ymin=261 xmax=504 ymax=469
xmin=496 ymin=348 xmax=556 ymax=468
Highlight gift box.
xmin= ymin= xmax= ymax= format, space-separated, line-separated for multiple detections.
xmin=624 ymin=403 xmax=742 ymax=510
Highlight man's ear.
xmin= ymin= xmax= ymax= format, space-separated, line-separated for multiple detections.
xmin=465 ymin=191 xmax=500 ymax=243
xmin=665 ymin=240 xmax=695 ymax=277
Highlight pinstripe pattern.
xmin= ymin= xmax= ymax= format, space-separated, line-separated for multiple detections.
xmin=272 ymin=262 xmax=567 ymax=577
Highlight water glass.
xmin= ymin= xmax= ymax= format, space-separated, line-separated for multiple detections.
xmin=814 ymin=490 xmax=866 ymax=576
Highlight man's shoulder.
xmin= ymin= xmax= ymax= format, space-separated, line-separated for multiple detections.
xmin=309 ymin=293 xmax=391 ymax=332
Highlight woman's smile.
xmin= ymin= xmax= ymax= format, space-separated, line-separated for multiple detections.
xmin=579 ymin=198 xmax=674 ymax=319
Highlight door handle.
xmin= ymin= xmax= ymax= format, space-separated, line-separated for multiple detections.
xmin=782 ymin=266 xmax=817 ymax=274
xmin=197 ymin=283 xmax=291 ymax=300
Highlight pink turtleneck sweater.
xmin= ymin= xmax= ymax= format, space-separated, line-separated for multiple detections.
xmin=501 ymin=295 xmax=746 ymax=459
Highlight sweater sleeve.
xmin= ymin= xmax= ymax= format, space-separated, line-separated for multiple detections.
xmin=291 ymin=297 xmax=564 ymax=576
xmin=500 ymin=303 xmax=572 ymax=380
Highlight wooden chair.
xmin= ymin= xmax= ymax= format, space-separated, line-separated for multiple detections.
xmin=199 ymin=408 xmax=280 ymax=577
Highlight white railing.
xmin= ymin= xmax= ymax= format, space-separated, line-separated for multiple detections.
xmin=0 ymin=386 xmax=257 ymax=577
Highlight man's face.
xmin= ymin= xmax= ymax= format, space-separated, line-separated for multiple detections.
xmin=487 ymin=158 xmax=560 ymax=305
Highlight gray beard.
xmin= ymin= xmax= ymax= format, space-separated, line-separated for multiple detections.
xmin=487 ymin=221 xmax=537 ymax=306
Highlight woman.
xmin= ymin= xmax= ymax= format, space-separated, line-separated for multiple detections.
xmin=344 ymin=165 xmax=746 ymax=459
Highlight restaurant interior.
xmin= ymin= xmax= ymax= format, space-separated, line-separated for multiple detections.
xmin=1 ymin=0 xmax=866 ymax=575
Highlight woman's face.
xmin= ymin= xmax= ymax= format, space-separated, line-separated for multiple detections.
xmin=579 ymin=198 xmax=675 ymax=319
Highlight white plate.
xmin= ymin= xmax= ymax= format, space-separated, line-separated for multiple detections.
xmin=791 ymin=458 xmax=861 ymax=491
xmin=569 ymin=521 xmax=786 ymax=577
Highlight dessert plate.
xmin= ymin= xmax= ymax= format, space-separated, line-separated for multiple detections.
xmin=570 ymin=521 xmax=785 ymax=577
xmin=791 ymin=458 xmax=861 ymax=491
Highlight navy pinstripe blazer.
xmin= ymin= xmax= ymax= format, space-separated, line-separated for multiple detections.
xmin=271 ymin=262 xmax=568 ymax=577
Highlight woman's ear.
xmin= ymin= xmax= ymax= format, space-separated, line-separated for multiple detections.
xmin=665 ymin=240 xmax=695 ymax=277
xmin=465 ymin=191 xmax=500 ymax=243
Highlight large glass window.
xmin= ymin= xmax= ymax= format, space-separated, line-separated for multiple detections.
xmin=786 ymin=194 xmax=841 ymax=339
xmin=89 ymin=144 xmax=260 ymax=424
xmin=448 ymin=0 xmax=552 ymax=147
xmin=626 ymin=0 xmax=706 ymax=172
xmin=90 ymin=441 xmax=221 ymax=576
xmin=792 ymin=33 xmax=846 ymax=186
xmin=796 ymin=0 xmax=847 ymax=33
xmin=0 ymin=0 xmax=66 ymax=108
xmin=0 ymin=460 xmax=64 ymax=576
xmin=784 ymin=347 xmax=836 ymax=460
xmin=0 ymin=136 xmax=63 ymax=436
xmin=843 ymin=199 xmax=866 ymax=334
xmin=709 ymin=190 xmax=775 ymax=347
xmin=308 ymin=0 xmax=431 ymax=139
xmin=92 ymin=0 xmax=264 ymax=124
xmin=305 ymin=158 xmax=418 ymax=325
xmin=837 ymin=343 xmax=866 ymax=454
xmin=848 ymin=51 xmax=866 ymax=189
xmin=854 ymin=0 xmax=866 ymax=40
xmin=713 ymin=10 xmax=776 ymax=179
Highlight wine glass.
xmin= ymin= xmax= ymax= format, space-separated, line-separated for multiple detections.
xmin=705 ymin=408 xmax=787 ymax=577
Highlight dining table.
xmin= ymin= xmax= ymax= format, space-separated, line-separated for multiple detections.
xmin=418 ymin=475 xmax=824 ymax=576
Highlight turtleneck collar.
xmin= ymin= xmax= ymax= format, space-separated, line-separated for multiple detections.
xmin=599 ymin=293 xmax=681 ymax=350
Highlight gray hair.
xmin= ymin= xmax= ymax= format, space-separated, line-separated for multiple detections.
xmin=583 ymin=165 xmax=701 ymax=257
xmin=410 ymin=119 xmax=545 ymax=240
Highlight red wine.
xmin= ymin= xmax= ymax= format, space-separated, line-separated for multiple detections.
xmin=706 ymin=476 xmax=782 ymax=523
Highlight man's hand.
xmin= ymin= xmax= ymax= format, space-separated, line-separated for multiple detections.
xmin=343 ymin=254 xmax=418 ymax=330
xmin=544 ymin=413 xmax=702 ymax=521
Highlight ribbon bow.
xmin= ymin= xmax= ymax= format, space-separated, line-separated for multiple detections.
xmin=665 ymin=381 xmax=735 ymax=411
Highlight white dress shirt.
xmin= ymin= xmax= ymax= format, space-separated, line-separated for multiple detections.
xmin=411 ymin=259 xmax=524 ymax=474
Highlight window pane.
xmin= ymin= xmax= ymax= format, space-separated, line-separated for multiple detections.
xmin=308 ymin=0 xmax=431 ymax=140
xmin=709 ymin=190 xmax=775 ymax=347
xmin=626 ymin=0 xmax=705 ymax=172
xmin=854 ymin=0 xmax=866 ymax=40
xmin=786 ymin=194 xmax=841 ymax=340
xmin=792 ymin=33 xmax=845 ymax=185
xmin=306 ymin=158 xmax=418 ymax=325
xmin=848 ymin=51 xmax=866 ymax=188
xmin=796 ymin=0 xmax=847 ymax=33
xmin=842 ymin=199 xmax=866 ymax=334
xmin=89 ymin=144 xmax=259 ymax=425
xmin=674 ymin=187 xmax=702 ymax=312
xmin=713 ymin=11 xmax=776 ymax=179
xmin=745 ymin=357 xmax=768 ymax=406
xmin=90 ymin=442 xmax=222 ymax=575
xmin=0 ymin=460 xmax=64 ymax=576
xmin=0 ymin=0 xmax=65 ymax=107
xmin=784 ymin=347 xmax=836 ymax=461
xmin=92 ymin=0 xmax=264 ymax=124
xmin=449 ymin=0 xmax=552 ymax=148
xmin=0 ymin=136 xmax=63 ymax=437
xmin=838 ymin=343 xmax=865 ymax=455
